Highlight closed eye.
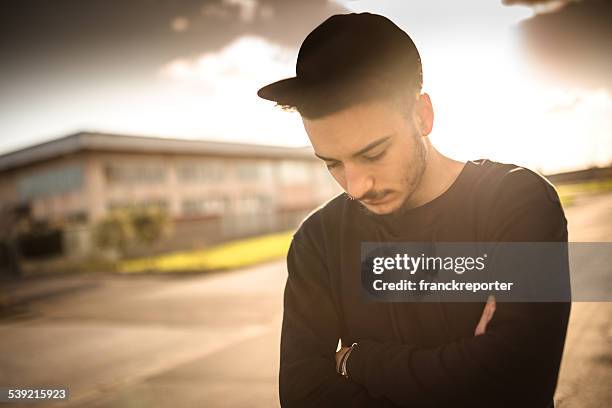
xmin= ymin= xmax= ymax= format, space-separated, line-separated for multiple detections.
xmin=363 ymin=150 xmax=387 ymax=162
xmin=325 ymin=161 xmax=341 ymax=170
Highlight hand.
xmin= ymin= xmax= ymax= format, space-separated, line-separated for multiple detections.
xmin=335 ymin=296 xmax=495 ymax=373
xmin=335 ymin=346 xmax=351 ymax=373
xmin=474 ymin=295 xmax=496 ymax=336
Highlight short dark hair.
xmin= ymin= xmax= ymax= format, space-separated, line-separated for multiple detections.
xmin=278 ymin=68 xmax=423 ymax=119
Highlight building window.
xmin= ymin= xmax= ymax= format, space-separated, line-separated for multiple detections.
xmin=232 ymin=194 xmax=270 ymax=214
xmin=104 ymin=163 xmax=167 ymax=185
xmin=177 ymin=160 xmax=224 ymax=183
xmin=235 ymin=161 xmax=274 ymax=182
xmin=278 ymin=161 xmax=312 ymax=184
xmin=107 ymin=199 xmax=169 ymax=212
xmin=17 ymin=163 xmax=83 ymax=200
xmin=181 ymin=197 xmax=225 ymax=216
xmin=235 ymin=162 xmax=260 ymax=181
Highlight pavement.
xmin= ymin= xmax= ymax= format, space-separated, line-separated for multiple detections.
xmin=0 ymin=263 xmax=286 ymax=408
xmin=0 ymin=191 xmax=611 ymax=408
xmin=551 ymin=191 xmax=612 ymax=408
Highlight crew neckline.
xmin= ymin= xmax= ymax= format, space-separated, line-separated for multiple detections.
xmin=354 ymin=159 xmax=479 ymax=224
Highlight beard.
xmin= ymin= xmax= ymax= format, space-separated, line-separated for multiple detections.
xmin=354 ymin=124 xmax=428 ymax=218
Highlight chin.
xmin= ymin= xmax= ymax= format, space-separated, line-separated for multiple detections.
xmin=362 ymin=198 xmax=401 ymax=215
xmin=367 ymin=207 xmax=393 ymax=215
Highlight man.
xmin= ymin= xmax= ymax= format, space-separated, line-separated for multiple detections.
xmin=257 ymin=12 xmax=570 ymax=408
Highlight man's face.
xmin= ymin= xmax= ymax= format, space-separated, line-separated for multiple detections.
xmin=302 ymin=98 xmax=428 ymax=216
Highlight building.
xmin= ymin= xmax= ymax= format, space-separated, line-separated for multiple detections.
xmin=0 ymin=132 xmax=340 ymax=258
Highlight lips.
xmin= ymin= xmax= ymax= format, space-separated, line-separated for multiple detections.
xmin=363 ymin=192 xmax=393 ymax=206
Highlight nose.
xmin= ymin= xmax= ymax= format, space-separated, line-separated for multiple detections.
xmin=343 ymin=163 xmax=374 ymax=200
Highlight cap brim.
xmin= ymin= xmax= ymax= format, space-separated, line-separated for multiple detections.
xmin=257 ymin=77 xmax=304 ymax=104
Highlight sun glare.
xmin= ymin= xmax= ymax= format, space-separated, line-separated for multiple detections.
xmin=331 ymin=0 xmax=611 ymax=173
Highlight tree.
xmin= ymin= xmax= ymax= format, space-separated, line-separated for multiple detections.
xmin=93 ymin=210 xmax=134 ymax=259
xmin=129 ymin=207 xmax=172 ymax=251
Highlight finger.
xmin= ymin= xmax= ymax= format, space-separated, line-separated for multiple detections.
xmin=484 ymin=295 xmax=496 ymax=320
xmin=474 ymin=295 xmax=496 ymax=336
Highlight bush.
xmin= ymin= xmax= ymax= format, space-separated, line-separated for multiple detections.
xmin=93 ymin=207 xmax=172 ymax=258
xmin=93 ymin=210 xmax=134 ymax=257
xmin=129 ymin=207 xmax=172 ymax=248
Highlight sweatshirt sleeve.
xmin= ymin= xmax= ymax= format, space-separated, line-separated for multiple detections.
xmin=344 ymin=170 xmax=571 ymax=407
xmin=280 ymin=231 xmax=400 ymax=407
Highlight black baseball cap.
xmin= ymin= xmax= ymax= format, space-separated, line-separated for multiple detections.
xmin=256 ymin=12 xmax=422 ymax=107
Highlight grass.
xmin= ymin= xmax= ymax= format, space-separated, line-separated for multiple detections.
xmin=118 ymin=230 xmax=294 ymax=274
xmin=555 ymin=178 xmax=612 ymax=207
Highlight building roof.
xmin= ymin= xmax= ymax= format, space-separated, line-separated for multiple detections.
xmin=0 ymin=132 xmax=316 ymax=173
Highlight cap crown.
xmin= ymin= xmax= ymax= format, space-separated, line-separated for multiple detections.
xmin=296 ymin=13 xmax=421 ymax=86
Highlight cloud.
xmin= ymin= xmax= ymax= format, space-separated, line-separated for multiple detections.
xmin=517 ymin=0 xmax=612 ymax=92
xmin=170 ymin=16 xmax=190 ymax=32
xmin=200 ymin=0 xmax=273 ymax=22
xmin=226 ymin=0 xmax=258 ymax=22
xmin=153 ymin=34 xmax=306 ymax=146
xmin=159 ymin=35 xmax=295 ymax=95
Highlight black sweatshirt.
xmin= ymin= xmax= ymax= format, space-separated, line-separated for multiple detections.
xmin=279 ymin=159 xmax=571 ymax=408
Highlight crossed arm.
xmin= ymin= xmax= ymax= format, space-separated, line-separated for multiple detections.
xmin=280 ymin=237 xmax=569 ymax=408
xmin=334 ymin=295 xmax=496 ymax=372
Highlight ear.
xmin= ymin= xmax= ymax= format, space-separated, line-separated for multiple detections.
xmin=414 ymin=93 xmax=434 ymax=136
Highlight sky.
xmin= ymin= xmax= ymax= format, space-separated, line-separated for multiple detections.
xmin=1 ymin=0 xmax=611 ymax=174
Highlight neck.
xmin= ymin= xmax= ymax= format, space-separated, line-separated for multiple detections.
xmin=405 ymin=145 xmax=466 ymax=209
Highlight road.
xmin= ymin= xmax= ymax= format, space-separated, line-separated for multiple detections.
xmin=553 ymin=192 xmax=612 ymax=408
xmin=0 ymin=192 xmax=610 ymax=407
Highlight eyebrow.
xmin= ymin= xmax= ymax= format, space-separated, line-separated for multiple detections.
xmin=314 ymin=135 xmax=393 ymax=162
